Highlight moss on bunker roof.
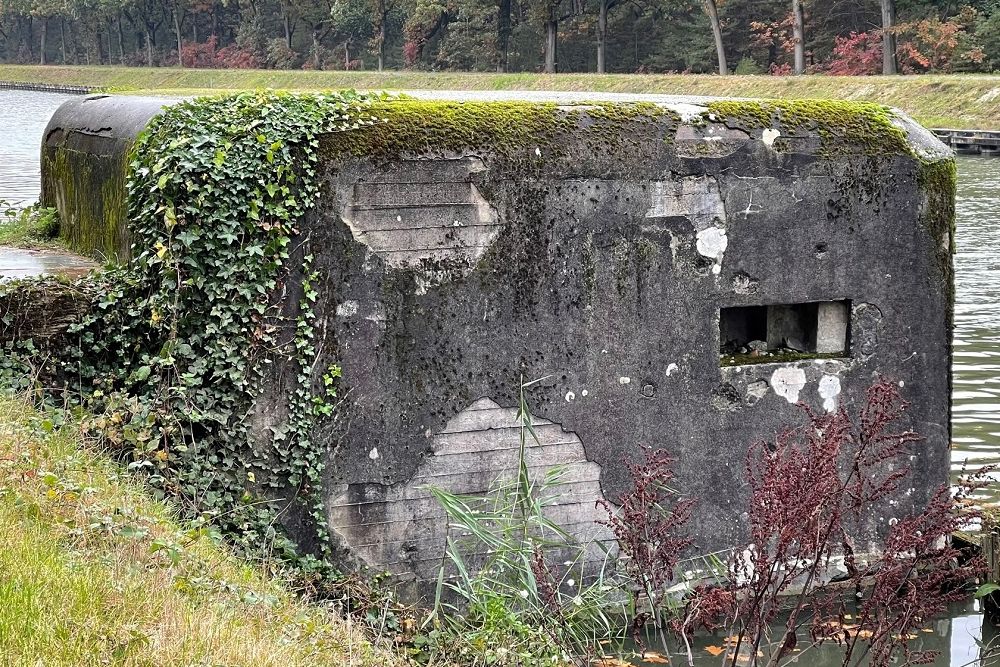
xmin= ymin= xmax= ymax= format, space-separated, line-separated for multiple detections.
xmin=321 ymin=96 xmax=936 ymax=161
xmin=704 ymin=99 xmax=913 ymax=156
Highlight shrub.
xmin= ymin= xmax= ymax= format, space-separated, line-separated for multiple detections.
xmin=734 ymin=57 xmax=765 ymax=75
xmin=827 ymin=31 xmax=883 ymax=75
xmin=266 ymin=38 xmax=300 ymax=69
xmin=675 ymin=379 xmax=987 ymax=667
xmin=0 ymin=201 xmax=59 ymax=246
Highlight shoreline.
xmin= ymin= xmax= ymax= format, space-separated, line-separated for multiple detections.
xmin=0 ymin=64 xmax=999 ymax=130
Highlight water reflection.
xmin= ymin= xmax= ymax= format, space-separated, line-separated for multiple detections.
xmin=0 ymin=246 xmax=96 ymax=281
xmin=627 ymin=600 xmax=999 ymax=667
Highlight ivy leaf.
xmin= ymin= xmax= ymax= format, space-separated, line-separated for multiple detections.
xmin=164 ymin=205 xmax=177 ymax=230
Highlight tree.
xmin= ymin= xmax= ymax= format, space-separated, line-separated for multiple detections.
xmin=881 ymin=0 xmax=897 ymax=73
xmin=531 ymin=0 xmax=582 ymax=73
xmin=703 ymin=0 xmax=727 ymax=74
xmin=596 ymin=0 xmax=629 ymax=73
xmin=791 ymin=0 xmax=804 ymax=73
xmin=330 ymin=0 xmax=371 ymax=68
xmin=371 ymin=0 xmax=387 ymax=69
xmin=290 ymin=0 xmax=333 ymax=68
xmin=497 ymin=0 xmax=509 ymax=71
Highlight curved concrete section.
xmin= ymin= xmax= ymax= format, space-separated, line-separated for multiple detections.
xmin=41 ymin=94 xmax=170 ymax=262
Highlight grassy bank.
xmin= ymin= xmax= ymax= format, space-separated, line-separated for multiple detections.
xmin=2 ymin=64 xmax=1000 ymax=129
xmin=0 ymin=394 xmax=399 ymax=667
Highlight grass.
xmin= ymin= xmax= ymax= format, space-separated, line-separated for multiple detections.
xmin=0 ymin=394 xmax=401 ymax=667
xmin=2 ymin=64 xmax=1000 ymax=128
xmin=0 ymin=203 xmax=62 ymax=249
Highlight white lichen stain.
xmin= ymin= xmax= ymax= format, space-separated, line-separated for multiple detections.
xmin=818 ymin=374 xmax=842 ymax=413
xmin=762 ymin=128 xmax=781 ymax=147
xmin=581 ymin=389 xmax=589 ymax=397
xmin=336 ymin=300 xmax=359 ymax=318
xmin=696 ymin=226 xmax=728 ymax=274
xmin=770 ymin=367 xmax=807 ymax=404
xmin=665 ymin=363 xmax=679 ymax=377
xmin=565 ymin=391 xmax=576 ymax=402
xmin=368 ymin=447 xmax=379 ymax=461
xmin=619 ymin=377 xmax=631 ymax=385
xmin=696 ymin=227 xmax=727 ymax=258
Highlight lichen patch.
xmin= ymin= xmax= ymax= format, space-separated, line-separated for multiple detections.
xmin=770 ymin=367 xmax=808 ymax=404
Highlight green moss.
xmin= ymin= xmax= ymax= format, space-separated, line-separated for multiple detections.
xmin=720 ymin=351 xmax=844 ymax=367
xmin=583 ymin=101 xmax=677 ymax=123
xmin=705 ymin=99 xmax=912 ymax=156
xmin=917 ymin=156 xmax=957 ymax=325
xmin=327 ymin=100 xmax=577 ymax=160
xmin=917 ymin=157 xmax=957 ymax=255
xmin=323 ymin=99 xmax=683 ymax=161
xmin=44 ymin=146 xmax=130 ymax=263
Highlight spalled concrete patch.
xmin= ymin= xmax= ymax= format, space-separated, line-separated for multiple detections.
xmin=340 ymin=158 xmax=501 ymax=274
xmin=326 ymin=398 xmax=613 ymax=586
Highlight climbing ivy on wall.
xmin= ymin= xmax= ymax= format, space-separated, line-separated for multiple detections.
xmin=24 ymin=90 xmax=382 ymax=571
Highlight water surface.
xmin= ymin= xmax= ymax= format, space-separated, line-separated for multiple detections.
xmin=0 ymin=89 xmax=78 ymax=206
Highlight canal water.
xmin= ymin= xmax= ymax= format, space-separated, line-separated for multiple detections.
xmin=1 ymin=90 xmax=1000 ymax=665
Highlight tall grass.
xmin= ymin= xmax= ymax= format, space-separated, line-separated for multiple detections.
xmin=423 ymin=377 xmax=627 ymax=666
xmin=0 ymin=394 xmax=398 ymax=667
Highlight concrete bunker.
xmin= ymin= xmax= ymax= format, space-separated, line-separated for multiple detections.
xmin=37 ymin=92 xmax=956 ymax=601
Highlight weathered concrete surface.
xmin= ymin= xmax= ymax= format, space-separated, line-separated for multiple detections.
xmin=299 ymin=97 xmax=954 ymax=599
xmin=37 ymin=93 xmax=956 ymax=602
xmin=40 ymin=94 xmax=166 ymax=262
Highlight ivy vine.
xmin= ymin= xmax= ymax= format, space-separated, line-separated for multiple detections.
xmin=12 ymin=90 xmax=383 ymax=572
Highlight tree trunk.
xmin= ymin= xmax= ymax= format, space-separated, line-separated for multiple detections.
xmin=597 ymin=0 xmax=607 ymax=73
xmin=145 ymin=26 xmax=153 ymax=67
xmin=703 ymin=0 xmax=727 ymax=75
xmin=373 ymin=0 xmax=386 ymax=71
xmin=544 ymin=18 xmax=557 ymax=73
xmin=312 ymin=28 xmax=321 ymax=69
xmin=377 ymin=18 xmax=386 ymax=70
xmin=792 ymin=0 xmax=805 ymax=75
xmin=283 ymin=13 xmax=291 ymax=48
xmin=344 ymin=39 xmax=350 ymax=69
xmin=61 ymin=18 xmax=67 ymax=64
xmin=26 ymin=16 xmax=34 ymax=62
xmin=173 ymin=6 xmax=184 ymax=66
xmin=497 ymin=0 xmax=510 ymax=72
xmin=193 ymin=19 xmax=198 ymax=44
xmin=39 ymin=18 xmax=47 ymax=65
xmin=117 ymin=16 xmax=125 ymax=64
xmin=880 ymin=0 xmax=897 ymax=75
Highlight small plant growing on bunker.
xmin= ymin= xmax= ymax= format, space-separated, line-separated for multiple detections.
xmin=423 ymin=377 xmax=626 ymax=666
xmin=674 ymin=379 xmax=985 ymax=667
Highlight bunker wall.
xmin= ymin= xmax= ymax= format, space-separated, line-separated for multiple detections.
xmin=36 ymin=94 xmax=956 ymax=602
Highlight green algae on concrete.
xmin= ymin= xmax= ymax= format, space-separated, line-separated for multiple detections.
xmin=705 ymin=99 xmax=913 ymax=156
